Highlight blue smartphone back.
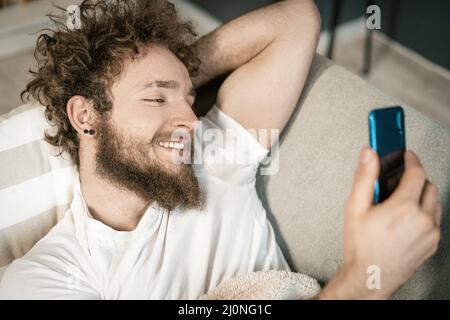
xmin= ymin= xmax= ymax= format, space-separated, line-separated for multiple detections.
xmin=369 ymin=106 xmax=406 ymax=203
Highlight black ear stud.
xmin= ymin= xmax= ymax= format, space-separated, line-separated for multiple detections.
xmin=83 ymin=129 xmax=96 ymax=135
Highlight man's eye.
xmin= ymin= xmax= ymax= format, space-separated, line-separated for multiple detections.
xmin=143 ymin=98 xmax=165 ymax=103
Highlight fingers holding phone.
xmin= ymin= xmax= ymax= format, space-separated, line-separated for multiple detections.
xmin=341 ymin=147 xmax=442 ymax=299
xmin=338 ymin=107 xmax=442 ymax=299
xmin=390 ymin=150 xmax=441 ymax=225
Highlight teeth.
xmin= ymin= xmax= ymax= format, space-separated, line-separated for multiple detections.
xmin=173 ymin=142 xmax=184 ymax=150
xmin=158 ymin=141 xmax=184 ymax=150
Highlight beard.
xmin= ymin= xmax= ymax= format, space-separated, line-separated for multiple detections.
xmin=95 ymin=119 xmax=204 ymax=213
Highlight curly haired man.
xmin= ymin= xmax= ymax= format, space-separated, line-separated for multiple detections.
xmin=0 ymin=0 xmax=441 ymax=299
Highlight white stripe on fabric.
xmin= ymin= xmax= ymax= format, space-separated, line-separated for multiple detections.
xmin=0 ymin=102 xmax=39 ymax=120
xmin=0 ymin=166 xmax=77 ymax=229
xmin=0 ymin=139 xmax=74 ymax=189
xmin=0 ymin=264 xmax=8 ymax=281
xmin=0 ymin=106 xmax=55 ymax=152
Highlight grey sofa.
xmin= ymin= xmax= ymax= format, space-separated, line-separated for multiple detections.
xmin=195 ymin=52 xmax=450 ymax=300
xmin=254 ymin=55 xmax=450 ymax=299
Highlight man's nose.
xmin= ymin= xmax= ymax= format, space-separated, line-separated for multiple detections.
xmin=169 ymin=105 xmax=198 ymax=131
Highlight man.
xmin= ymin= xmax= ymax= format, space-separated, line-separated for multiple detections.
xmin=0 ymin=0 xmax=441 ymax=299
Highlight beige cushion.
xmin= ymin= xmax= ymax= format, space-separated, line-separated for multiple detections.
xmin=0 ymin=103 xmax=76 ymax=272
xmin=256 ymin=54 xmax=450 ymax=299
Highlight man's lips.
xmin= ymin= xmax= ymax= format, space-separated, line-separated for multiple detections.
xmin=153 ymin=131 xmax=193 ymax=151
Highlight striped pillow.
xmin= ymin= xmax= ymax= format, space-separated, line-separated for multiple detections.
xmin=0 ymin=102 xmax=77 ymax=276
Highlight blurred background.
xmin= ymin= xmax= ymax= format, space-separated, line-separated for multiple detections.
xmin=0 ymin=0 xmax=449 ymax=128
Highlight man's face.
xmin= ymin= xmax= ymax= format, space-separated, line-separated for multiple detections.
xmin=94 ymin=45 xmax=204 ymax=212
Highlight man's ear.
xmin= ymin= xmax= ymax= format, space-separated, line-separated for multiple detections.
xmin=66 ymin=96 xmax=97 ymax=135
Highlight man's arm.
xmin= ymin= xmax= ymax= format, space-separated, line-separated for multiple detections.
xmin=191 ymin=0 xmax=320 ymax=148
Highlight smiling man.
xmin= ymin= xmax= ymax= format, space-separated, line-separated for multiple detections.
xmin=0 ymin=0 xmax=441 ymax=300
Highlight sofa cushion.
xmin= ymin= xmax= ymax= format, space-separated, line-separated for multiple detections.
xmin=0 ymin=103 xmax=76 ymax=272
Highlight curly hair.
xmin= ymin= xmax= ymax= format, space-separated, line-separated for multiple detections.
xmin=21 ymin=0 xmax=201 ymax=166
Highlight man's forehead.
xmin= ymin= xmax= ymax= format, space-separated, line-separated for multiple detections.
xmin=125 ymin=54 xmax=183 ymax=79
xmin=116 ymin=52 xmax=192 ymax=93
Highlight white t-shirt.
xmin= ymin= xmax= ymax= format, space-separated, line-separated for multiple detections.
xmin=0 ymin=105 xmax=289 ymax=299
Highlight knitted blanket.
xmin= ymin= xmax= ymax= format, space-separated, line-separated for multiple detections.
xmin=200 ymin=270 xmax=321 ymax=300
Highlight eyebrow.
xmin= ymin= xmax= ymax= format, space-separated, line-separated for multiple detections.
xmin=141 ymin=80 xmax=196 ymax=99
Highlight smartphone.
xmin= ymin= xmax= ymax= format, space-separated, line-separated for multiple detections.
xmin=368 ymin=106 xmax=406 ymax=204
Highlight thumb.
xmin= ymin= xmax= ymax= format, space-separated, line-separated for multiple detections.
xmin=347 ymin=147 xmax=380 ymax=214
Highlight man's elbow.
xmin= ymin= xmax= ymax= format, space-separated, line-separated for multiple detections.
xmin=299 ymin=0 xmax=321 ymax=43
xmin=308 ymin=0 xmax=322 ymax=40
xmin=282 ymin=0 xmax=321 ymax=44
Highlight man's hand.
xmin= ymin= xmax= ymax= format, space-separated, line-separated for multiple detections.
xmin=320 ymin=147 xmax=442 ymax=299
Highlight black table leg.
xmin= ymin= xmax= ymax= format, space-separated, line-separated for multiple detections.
xmin=362 ymin=0 xmax=375 ymax=75
xmin=327 ymin=0 xmax=343 ymax=59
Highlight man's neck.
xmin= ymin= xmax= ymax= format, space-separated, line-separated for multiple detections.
xmin=79 ymin=164 xmax=151 ymax=232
